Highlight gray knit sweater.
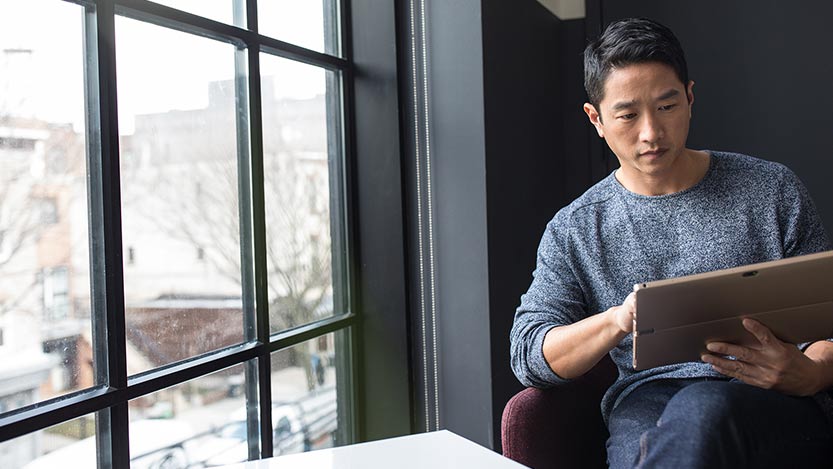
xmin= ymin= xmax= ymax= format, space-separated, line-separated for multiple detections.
xmin=510 ymin=151 xmax=832 ymax=424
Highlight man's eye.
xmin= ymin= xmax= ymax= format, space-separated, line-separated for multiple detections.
xmin=659 ymin=104 xmax=677 ymax=111
xmin=617 ymin=113 xmax=636 ymax=121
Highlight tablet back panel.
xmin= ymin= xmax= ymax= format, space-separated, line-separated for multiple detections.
xmin=633 ymin=250 xmax=833 ymax=370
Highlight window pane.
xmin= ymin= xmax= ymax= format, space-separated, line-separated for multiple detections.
xmin=0 ymin=0 xmax=94 ymax=415
xmin=261 ymin=55 xmax=344 ymax=334
xmin=8 ymin=414 xmax=95 ymax=468
xmin=150 ymin=0 xmax=245 ymax=27
xmin=271 ymin=330 xmax=350 ymax=454
xmin=258 ymin=0 xmax=341 ymax=56
xmin=128 ymin=363 xmax=254 ymax=467
xmin=116 ymin=17 xmax=248 ymax=375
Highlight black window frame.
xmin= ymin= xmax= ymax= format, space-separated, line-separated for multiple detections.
xmin=0 ymin=0 xmax=416 ymax=466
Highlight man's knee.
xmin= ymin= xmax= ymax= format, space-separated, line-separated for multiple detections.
xmin=659 ymin=381 xmax=745 ymax=430
xmin=634 ymin=381 xmax=751 ymax=468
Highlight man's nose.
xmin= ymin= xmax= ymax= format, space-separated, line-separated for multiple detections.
xmin=639 ymin=114 xmax=663 ymax=143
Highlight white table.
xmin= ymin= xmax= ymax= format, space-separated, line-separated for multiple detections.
xmin=219 ymin=430 xmax=529 ymax=468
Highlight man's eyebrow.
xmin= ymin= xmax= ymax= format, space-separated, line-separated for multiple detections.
xmin=608 ymin=89 xmax=682 ymax=112
xmin=610 ymin=100 xmax=637 ymax=112
xmin=657 ymin=89 xmax=681 ymax=101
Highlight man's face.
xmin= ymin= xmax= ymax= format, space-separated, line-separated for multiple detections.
xmin=584 ymin=62 xmax=694 ymax=182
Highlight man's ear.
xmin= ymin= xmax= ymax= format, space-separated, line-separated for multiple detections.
xmin=583 ymin=103 xmax=605 ymax=138
xmin=686 ymin=80 xmax=695 ymax=116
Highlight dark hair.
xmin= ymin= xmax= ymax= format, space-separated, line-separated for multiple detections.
xmin=584 ymin=18 xmax=689 ymax=108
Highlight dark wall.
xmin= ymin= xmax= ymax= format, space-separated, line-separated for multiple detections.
xmin=350 ymin=0 xmax=413 ymax=441
xmin=424 ymin=0 xmax=493 ymax=448
xmin=405 ymin=0 xmax=595 ymax=451
xmin=481 ymin=0 xmax=596 ymax=451
xmin=598 ymin=0 xmax=833 ymax=234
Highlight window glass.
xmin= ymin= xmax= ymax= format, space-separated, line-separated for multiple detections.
xmin=261 ymin=55 xmax=344 ymax=334
xmin=258 ymin=0 xmax=340 ymax=56
xmin=150 ymin=1 xmax=245 ymax=27
xmin=42 ymin=266 xmax=69 ymax=320
xmin=116 ymin=16 xmax=247 ymax=375
xmin=0 ymin=1 xmax=356 ymax=464
xmin=5 ymin=414 xmax=95 ymax=469
xmin=271 ymin=330 xmax=349 ymax=454
xmin=128 ymin=362 xmax=253 ymax=467
xmin=0 ymin=0 xmax=93 ymax=414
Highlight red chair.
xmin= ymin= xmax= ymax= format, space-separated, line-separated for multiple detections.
xmin=501 ymin=356 xmax=617 ymax=469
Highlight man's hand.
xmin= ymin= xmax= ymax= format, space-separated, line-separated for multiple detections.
xmin=543 ymin=292 xmax=638 ymax=379
xmin=612 ymin=291 xmax=637 ymax=334
xmin=701 ymin=318 xmax=822 ymax=396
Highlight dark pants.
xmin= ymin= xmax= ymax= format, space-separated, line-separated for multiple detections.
xmin=606 ymin=378 xmax=833 ymax=468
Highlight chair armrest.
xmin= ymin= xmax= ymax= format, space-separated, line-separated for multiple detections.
xmin=501 ymin=356 xmax=616 ymax=469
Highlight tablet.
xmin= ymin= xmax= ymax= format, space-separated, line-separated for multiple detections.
xmin=632 ymin=250 xmax=833 ymax=371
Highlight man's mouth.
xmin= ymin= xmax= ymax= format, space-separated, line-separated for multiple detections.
xmin=639 ymin=149 xmax=667 ymax=158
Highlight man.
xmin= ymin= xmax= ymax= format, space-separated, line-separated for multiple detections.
xmin=510 ymin=18 xmax=833 ymax=468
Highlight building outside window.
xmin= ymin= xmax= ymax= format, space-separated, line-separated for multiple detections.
xmin=42 ymin=266 xmax=69 ymax=320
xmin=0 ymin=1 xmax=358 ymax=467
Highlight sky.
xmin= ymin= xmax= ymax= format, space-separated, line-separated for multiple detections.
xmin=0 ymin=0 xmax=86 ymax=130
xmin=0 ymin=0 xmax=331 ymax=134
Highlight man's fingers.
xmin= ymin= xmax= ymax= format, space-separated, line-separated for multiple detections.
xmin=706 ymin=341 xmax=754 ymax=362
xmin=742 ymin=318 xmax=775 ymax=346
xmin=702 ymin=354 xmax=749 ymax=379
xmin=625 ymin=292 xmax=637 ymax=312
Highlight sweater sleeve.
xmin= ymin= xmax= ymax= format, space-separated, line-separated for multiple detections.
xmin=510 ymin=213 xmax=589 ymax=388
xmin=777 ymin=167 xmax=833 ymax=351
xmin=778 ymin=167 xmax=831 ymax=257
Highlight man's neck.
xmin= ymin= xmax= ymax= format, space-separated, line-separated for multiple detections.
xmin=616 ymin=149 xmax=711 ymax=196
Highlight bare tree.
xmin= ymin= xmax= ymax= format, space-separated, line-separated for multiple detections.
xmin=263 ymin=152 xmax=333 ymax=332
xmin=0 ymin=122 xmax=84 ymax=317
xmin=0 ymin=164 xmax=44 ymax=316
xmin=127 ymin=147 xmax=334 ymax=391
xmin=0 ymin=51 xmax=41 ymax=289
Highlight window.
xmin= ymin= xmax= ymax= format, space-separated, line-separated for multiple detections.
xmin=42 ymin=266 xmax=70 ymax=320
xmin=0 ymin=137 xmax=37 ymax=151
xmin=0 ymin=1 xmax=359 ymax=467
xmin=36 ymin=197 xmax=59 ymax=225
xmin=0 ymin=0 xmax=93 ymax=420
